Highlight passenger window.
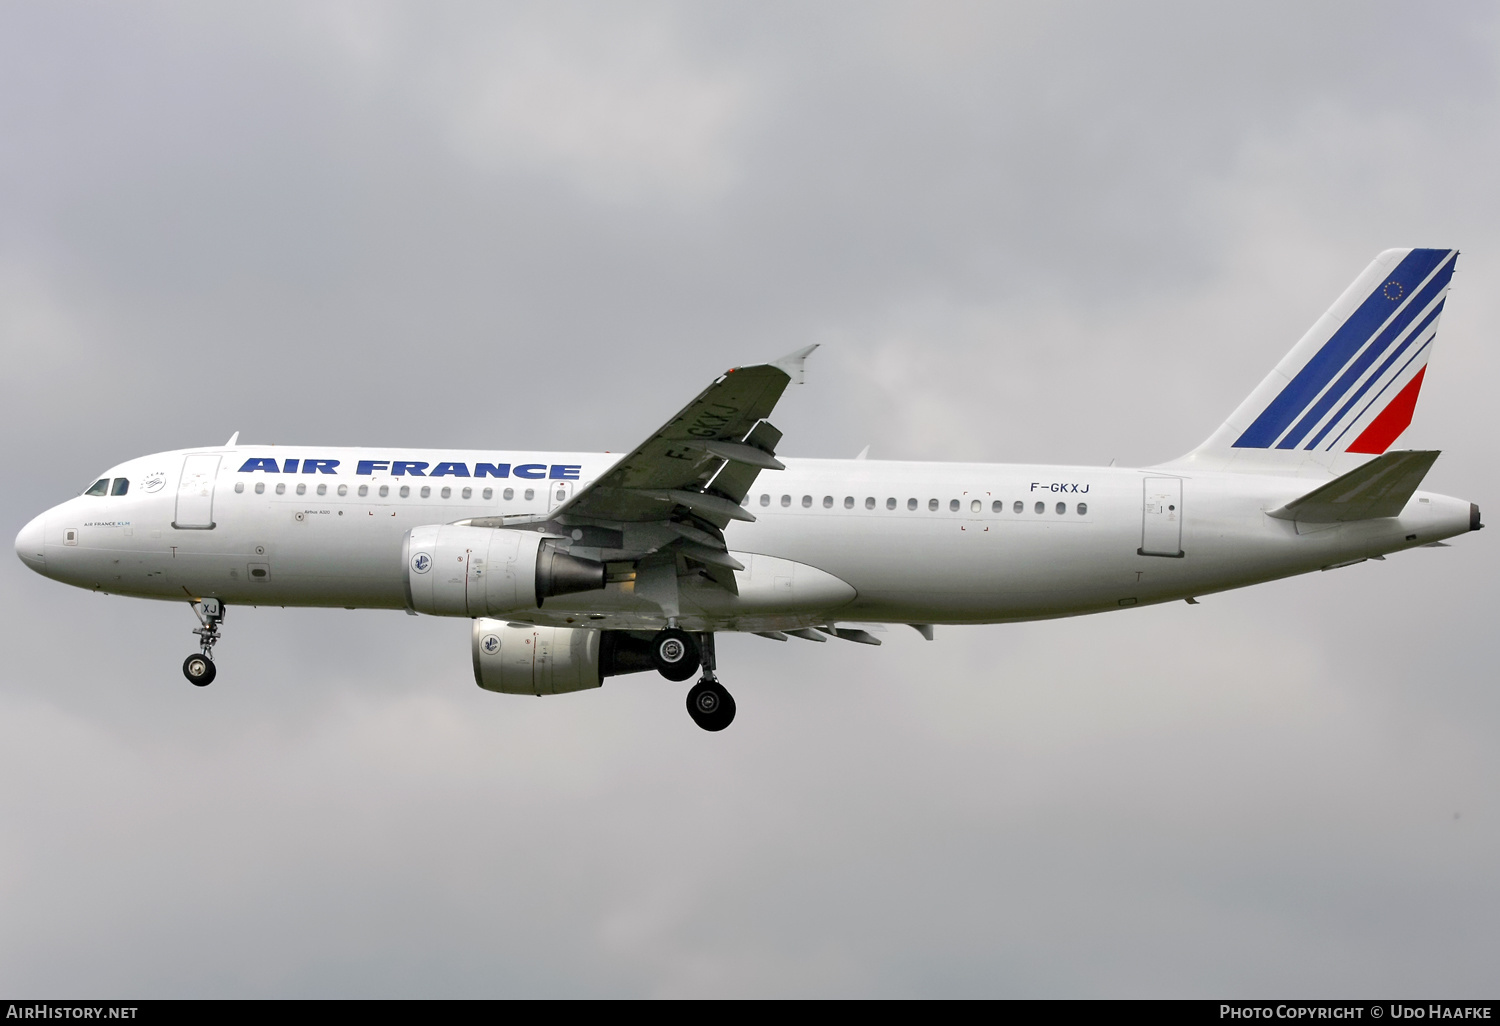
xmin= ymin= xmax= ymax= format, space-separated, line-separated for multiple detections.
xmin=111 ymin=478 xmax=129 ymax=496
xmin=379 ymin=485 xmax=389 ymax=498
xmin=461 ymin=486 xmax=472 ymax=499
xmin=1034 ymin=501 xmax=1044 ymax=514
xmin=419 ymin=485 xmax=431 ymax=499
xmin=1056 ymin=502 xmax=1066 ymax=514
xmin=357 ymin=484 xmax=368 ymax=497
xmin=483 ymin=487 xmax=494 ymax=500
xmin=555 ymin=488 xmax=566 ymax=502
xmin=255 ymin=482 xmax=265 ymax=495
xmin=234 ymin=482 xmax=245 ymax=494
xmin=887 ymin=498 xmax=897 ymax=510
xmin=991 ymin=500 xmax=1001 ymax=512
xmin=503 ymin=488 xmax=513 ymax=500
xmin=949 ymin=499 xmax=959 ymax=512
xmin=316 ymin=483 xmax=327 ymax=496
xmin=823 ymin=496 xmax=833 ymax=508
xmin=802 ymin=495 xmax=812 ymax=508
xmin=400 ymin=485 xmax=410 ymax=498
xmin=971 ymin=499 xmax=981 ymax=513
xmin=276 ymin=483 xmax=286 ymax=495
xmin=1013 ymin=500 xmax=1023 ymax=514
xmin=844 ymin=496 xmax=854 ymax=509
xmin=760 ymin=494 xmax=770 ymax=507
xmin=524 ymin=488 xmax=534 ymax=501
xmin=337 ymin=484 xmax=348 ymax=497
xmin=781 ymin=495 xmax=791 ymax=507
xmin=1077 ymin=502 xmax=1088 ymax=515
xmin=85 ymin=479 xmax=109 ymax=496
xmin=928 ymin=498 xmax=939 ymax=511
xmin=907 ymin=498 xmax=917 ymax=510
xmin=296 ymin=483 xmax=306 ymax=496
xmin=440 ymin=486 xmax=451 ymax=499
xmin=866 ymin=497 xmax=876 ymax=510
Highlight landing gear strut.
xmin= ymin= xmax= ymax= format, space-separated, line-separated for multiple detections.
xmin=183 ymin=598 xmax=224 ymax=687
xmin=685 ymin=633 xmax=735 ymax=732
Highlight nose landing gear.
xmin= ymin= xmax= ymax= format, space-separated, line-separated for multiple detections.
xmin=685 ymin=633 xmax=735 ymax=732
xmin=183 ymin=598 xmax=224 ymax=687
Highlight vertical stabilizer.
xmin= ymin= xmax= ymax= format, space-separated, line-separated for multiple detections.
xmin=1170 ymin=248 xmax=1457 ymax=476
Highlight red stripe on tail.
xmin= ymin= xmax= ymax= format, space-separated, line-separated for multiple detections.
xmin=1347 ymin=366 xmax=1426 ymax=454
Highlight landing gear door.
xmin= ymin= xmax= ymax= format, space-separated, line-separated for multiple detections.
xmin=174 ymin=454 xmax=221 ymax=530
xmin=548 ymin=480 xmax=574 ymax=514
xmin=1139 ymin=477 xmax=1183 ymax=557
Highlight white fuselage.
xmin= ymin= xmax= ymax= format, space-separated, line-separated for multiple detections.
xmin=15 ymin=446 xmax=1475 ymax=632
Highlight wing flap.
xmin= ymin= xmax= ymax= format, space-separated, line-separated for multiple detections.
xmin=1267 ymin=450 xmax=1440 ymax=523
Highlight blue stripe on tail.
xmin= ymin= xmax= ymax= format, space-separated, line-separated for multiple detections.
xmin=1278 ymin=255 xmax=1455 ymax=449
xmin=1233 ymin=248 xmax=1451 ymax=449
xmin=1307 ymin=298 xmax=1445 ymax=451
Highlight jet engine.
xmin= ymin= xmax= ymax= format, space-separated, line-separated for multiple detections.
xmin=472 ymin=619 xmax=659 ymax=695
xmin=403 ymin=524 xmax=604 ymax=617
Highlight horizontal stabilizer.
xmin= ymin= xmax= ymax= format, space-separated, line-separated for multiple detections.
xmin=1267 ymin=450 xmax=1439 ymax=523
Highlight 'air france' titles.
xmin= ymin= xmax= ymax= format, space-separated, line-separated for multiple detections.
xmin=236 ymin=458 xmax=582 ymax=480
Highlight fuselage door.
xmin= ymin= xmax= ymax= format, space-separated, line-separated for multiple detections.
xmin=173 ymin=454 xmax=221 ymax=530
xmin=1139 ymin=477 xmax=1183 ymax=557
xmin=549 ymin=480 xmax=574 ymax=513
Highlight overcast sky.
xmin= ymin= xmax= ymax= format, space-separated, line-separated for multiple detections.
xmin=2 ymin=1 xmax=1497 ymax=997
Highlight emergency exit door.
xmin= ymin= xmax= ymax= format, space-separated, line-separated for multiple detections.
xmin=173 ymin=454 xmax=221 ymax=529
xmin=1138 ymin=477 xmax=1183 ymax=557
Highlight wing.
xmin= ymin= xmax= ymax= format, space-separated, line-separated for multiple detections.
xmin=478 ymin=346 xmax=815 ymax=595
xmin=560 ymin=347 xmax=813 ymax=526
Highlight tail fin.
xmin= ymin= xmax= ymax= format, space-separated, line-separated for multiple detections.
xmin=1173 ymin=248 xmax=1458 ymax=475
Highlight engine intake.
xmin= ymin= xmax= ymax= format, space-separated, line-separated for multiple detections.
xmin=404 ymin=525 xmax=605 ymax=617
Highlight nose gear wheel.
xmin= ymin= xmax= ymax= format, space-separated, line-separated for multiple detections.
xmin=183 ymin=654 xmax=216 ymax=687
xmin=183 ymin=599 xmax=225 ymax=687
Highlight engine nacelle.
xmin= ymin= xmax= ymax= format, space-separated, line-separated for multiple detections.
xmin=472 ymin=620 xmax=602 ymax=695
xmin=471 ymin=620 xmax=659 ymax=695
xmin=403 ymin=525 xmax=605 ymax=617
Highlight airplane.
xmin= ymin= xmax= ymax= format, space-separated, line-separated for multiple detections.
xmin=13 ymin=248 xmax=1482 ymax=731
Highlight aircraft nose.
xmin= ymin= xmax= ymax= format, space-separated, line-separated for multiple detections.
xmin=15 ymin=512 xmax=47 ymax=572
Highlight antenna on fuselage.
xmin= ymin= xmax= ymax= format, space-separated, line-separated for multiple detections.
xmin=225 ymin=431 xmax=240 ymax=446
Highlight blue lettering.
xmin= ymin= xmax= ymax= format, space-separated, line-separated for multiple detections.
xmin=303 ymin=459 xmax=340 ymax=474
xmin=430 ymin=462 xmax=471 ymax=478
xmin=238 ymin=458 xmax=280 ymax=473
xmin=391 ymin=461 xmax=428 ymax=477
xmin=550 ymin=464 xmax=582 ymax=480
xmin=475 ymin=463 xmax=511 ymax=478
xmin=283 ymin=459 xmax=300 ymax=474
xmin=356 ymin=460 xmax=390 ymax=476
xmin=514 ymin=464 xmax=547 ymax=479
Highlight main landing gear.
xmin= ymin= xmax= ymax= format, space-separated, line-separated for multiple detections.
xmin=183 ymin=598 xmax=224 ymax=687
xmin=648 ymin=626 xmax=736 ymax=731
xmin=649 ymin=626 xmax=700 ymax=682
xmin=685 ymin=631 xmax=735 ymax=732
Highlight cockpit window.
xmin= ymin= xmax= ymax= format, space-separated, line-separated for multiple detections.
xmin=111 ymin=478 xmax=129 ymax=496
xmin=84 ymin=478 xmax=109 ymax=496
